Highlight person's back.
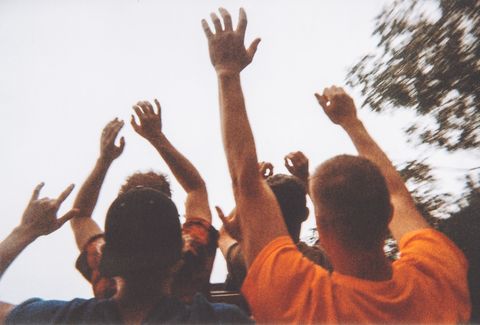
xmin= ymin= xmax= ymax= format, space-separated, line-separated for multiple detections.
xmin=6 ymin=293 xmax=249 ymax=324
xmin=1 ymin=187 xmax=251 ymax=324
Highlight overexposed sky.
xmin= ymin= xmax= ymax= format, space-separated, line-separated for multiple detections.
xmin=0 ymin=0 xmax=476 ymax=304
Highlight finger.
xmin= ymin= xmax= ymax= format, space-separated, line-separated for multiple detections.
xmin=112 ymin=119 xmax=124 ymax=136
xmin=30 ymin=182 xmax=45 ymax=202
xmin=284 ymin=157 xmax=294 ymax=170
xmin=130 ymin=114 xmax=141 ymax=132
xmin=210 ymin=12 xmax=223 ymax=33
xmin=56 ymin=184 xmax=75 ymax=205
xmin=247 ymin=38 xmax=261 ymax=61
xmin=132 ymin=105 xmax=144 ymax=120
xmin=315 ymin=93 xmax=328 ymax=110
xmin=137 ymin=101 xmax=149 ymax=115
xmin=57 ymin=208 xmax=79 ymax=227
xmin=218 ymin=8 xmax=233 ymax=31
xmin=154 ymin=99 xmax=162 ymax=116
xmin=118 ymin=136 xmax=126 ymax=152
xmin=237 ymin=8 xmax=247 ymax=38
xmin=201 ymin=19 xmax=214 ymax=38
xmin=144 ymin=101 xmax=155 ymax=116
xmin=215 ymin=206 xmax=228 ymax=224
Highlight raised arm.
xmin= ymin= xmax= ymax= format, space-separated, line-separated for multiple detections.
xmin=0 ymin=183 xmax=77 ymax=322
xmin=202 ymin=8 xmax=288 ymax=265
xmin=315 ymin=86 xmax=430 ymax=241
xmin=70 ymin=118 xmax=125 ymax=250
xmin=131 ymin=100 xmax=211 ymax=222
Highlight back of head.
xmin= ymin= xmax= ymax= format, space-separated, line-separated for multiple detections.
xmin=119 ymin=171 xmax=172 ymax=198
xmin=266 ymin=174 xmax=308 ymax=241
xmin=99 ymin=188 xmax=182 ymax=279
xmin=310 ymin=155 xmax=392 ymax=249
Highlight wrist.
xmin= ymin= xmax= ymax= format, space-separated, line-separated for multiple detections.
xmin=216 ymin=69 xmax=241 ymax=79
xmin=12 ymin=225 xmax=38 ymax=243
xmin=148 ymin=133 xmax=167 ymax=146
xmin=97 ymin=155 xmax=114 ymax=167
xmin=341 ymin=117 xmax=362 ymax=132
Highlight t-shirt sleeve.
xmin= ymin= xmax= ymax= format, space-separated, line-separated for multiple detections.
xmin=398 ymin=228 xmax=471 ymax=319
xmin=241 ymin=236 xmax=330 ymax=323
xmin=399 ymin=228 xmax=468 ymax=277
xmin=173 ymin=217 xmax=218 ymax=302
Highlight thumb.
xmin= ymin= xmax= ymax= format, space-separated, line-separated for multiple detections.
xmin=247 ymin=38 xmax=261 ymax=60
xmin=119 ymin=136 xmax=126 ymax=151
xmin=57 ymin=208 xmax=80 ymax=227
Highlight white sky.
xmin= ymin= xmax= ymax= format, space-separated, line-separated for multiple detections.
xmin=0 ymin=0 xmax=476 ymax=304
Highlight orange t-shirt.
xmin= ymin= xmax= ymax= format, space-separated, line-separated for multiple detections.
xmin=242 ymin=228 xmax=470 ymax=324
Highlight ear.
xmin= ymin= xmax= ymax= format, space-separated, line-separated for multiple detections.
xmin=387 ymin=202 xmax=394 ymax=225
xmin=301 ymin=206 xmax=309 ymax=222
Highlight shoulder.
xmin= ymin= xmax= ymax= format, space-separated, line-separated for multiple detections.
xmin=6 ymin=297 xmax=119 ymax=324
xmin=189 ymin=293 xmax=252 ymax=324
xmin=398 ymin=228 xmax=468 ymax=270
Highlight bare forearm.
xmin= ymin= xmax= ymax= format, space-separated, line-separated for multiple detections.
xmin=343 ymin=119 xmax=410 ymax=198
xmin=0 ymin=227 xmax=36 ymax=280
xmin=149 ymin=134 xmax=205 ymax=193
xmin=73 ymin=157 xmax=111 ymax=218
xmin=217 ymin=72 xmax=259 ymax=187
xmin=70 ymin=157 xmax=107 ymax=249
xmin=217 ymin=72 xmax=288 ymax=265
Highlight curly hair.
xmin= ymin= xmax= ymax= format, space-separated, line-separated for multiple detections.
xmin=119 ymin=171 xmax=172 ymax=198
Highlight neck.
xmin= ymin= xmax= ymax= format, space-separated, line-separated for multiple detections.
xmin=114 ymin=275 xmax=172 ymax=324
xmin=331 ymin=245 xmax=392 ymax=281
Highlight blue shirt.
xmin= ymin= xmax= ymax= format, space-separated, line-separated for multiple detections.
xmin=6 ymin=293 xmax=252 ymax=324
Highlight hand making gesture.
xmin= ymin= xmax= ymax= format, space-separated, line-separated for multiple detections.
xmin=315 ymin=86 xmax=358 ymax=127
xmin=284 ymin=151 xmax=309 ymax=185
xmin=21 ymin=182 xmax=77 ymax=238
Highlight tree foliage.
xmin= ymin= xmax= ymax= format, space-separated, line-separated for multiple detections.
xmin=347 ymin=0 xmax=480 ymax=151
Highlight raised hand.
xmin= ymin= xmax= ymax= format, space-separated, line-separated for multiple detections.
xmin=216 ymin=206 xmax=241 ymax=241
xmin=259 ymin=161 xmax=274 ymax=179
xmin=21 ymin=183 xmax=78 ymax=238
xmin=131 ymin=99 xmax=163 ymax=141
xmin=315 ymin=86 xmax=358 ymax=126
xmin=202 ymin=8 xmax=261 ymax=75
xmin=100 ymin=118 xmax=125 ymax=162
xmin=284 ymin=151 xmax=309 ymax=183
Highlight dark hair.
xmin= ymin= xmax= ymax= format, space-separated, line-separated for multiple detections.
xmin=311 ymin=155 xmax=392 ymax=249
xmin=267 ymin=174 xmax=308 ymax=240
xmin=119 ymin=171 xmax=171 ymax=198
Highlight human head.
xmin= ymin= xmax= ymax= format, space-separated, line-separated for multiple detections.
xmin=119 ymin=171 xmax=171 ymax=198
xmin=99 ymin=188 xmax=182 ymax=279
xmin=310 ymin=154 xmax=392 ymax=251
xmin=266 ymin=174 xmax=309 ymax=242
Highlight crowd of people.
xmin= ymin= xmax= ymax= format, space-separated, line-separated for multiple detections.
xmin=0 ymin=8 xmax=473 ymax=324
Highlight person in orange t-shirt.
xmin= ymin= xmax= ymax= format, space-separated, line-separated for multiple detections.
xmin=201 ymin=8 xmax=470 ymax=323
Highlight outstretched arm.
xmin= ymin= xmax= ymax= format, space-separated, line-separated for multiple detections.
xmin=203 ymin=8 xmax=288 ymax=265
xmin=315 ymin=86 xmax=430 ymax=241
xmin=0 ymin=183 xmax=77 ymax=322
xmin=70 ymin=119 xmax=125 ymax=250
xmin=131 ymin=100 xmax=211 ymax=222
